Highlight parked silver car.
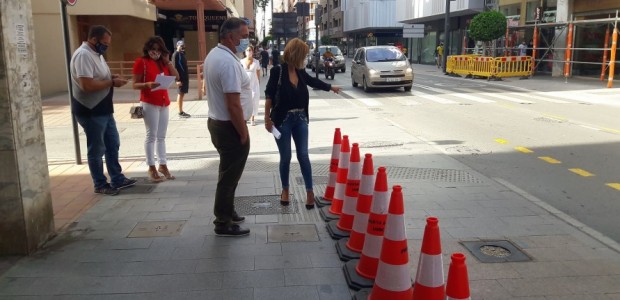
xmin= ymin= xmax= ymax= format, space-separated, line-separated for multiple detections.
xmin=351 ymin=46 xmax=413 ymax=92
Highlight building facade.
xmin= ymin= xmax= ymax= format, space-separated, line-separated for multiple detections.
xmin=32 ymin=0 xmax=253 ymax=96
xmin=320 ymin=0 xmax=344 ymax=49
xmin=343 ymin=0 xmax=404 ymax=56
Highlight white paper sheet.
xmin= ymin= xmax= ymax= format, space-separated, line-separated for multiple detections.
xmin=271 ymin=127 xmax=281 ymax=139
xmin=151 ymin=74 xmax=177 ymax=91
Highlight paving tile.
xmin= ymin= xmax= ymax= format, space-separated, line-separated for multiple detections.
xmin=284 ymin=268 xmax=347 ymax=286
xmin=309 ymin=253 xmax=342 ymax=268
xmin=317 ymin=284 xmax=352 ymax=300
xmin=507 ymin=261 xmax=573 ymax=278
xmin=467 ymin=262 xmax=521 ymax=280
xmin=220 ymin=269 xmax=284 ymax=288
xmin=95 ymin=238 xmax=153 ymax=250
xmin=497 ymin=277 xmax=575 ymax=297
xmin=195 ymin=257 xmax=255 ymax=273
xmin=254 ymin=254 xmax=313 ymax=270
xmin=186 ymin=288 xmax=254 ymax=300
xmin=254 ymin=285 xmax=318 ymax=300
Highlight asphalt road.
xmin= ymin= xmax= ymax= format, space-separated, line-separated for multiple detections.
xmin=322 ymin=63 xmax=620 ymax=243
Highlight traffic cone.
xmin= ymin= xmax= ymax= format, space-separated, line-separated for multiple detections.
xmin=316 ymin=128 xmax=341 ymax=207
xmin=446 ymin=253 xmax=471 ymax=300
xmin=368 ymin=185 xmax=413 ymax=300
xmin=320 ymin=135 xmax=350 ymax=221
xmin=343 ymin=166 xmax=387 ymax=291
xmin=412 ymin=217 xmax=445 ymax=300
xmin=328 ymin=143 xmax=361 ymax=239
xmin=337 ymin=153 xmax=374 ymax=261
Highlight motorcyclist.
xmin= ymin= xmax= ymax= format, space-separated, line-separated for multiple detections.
xmin=322 ymin=47 xmax=335 ymax=74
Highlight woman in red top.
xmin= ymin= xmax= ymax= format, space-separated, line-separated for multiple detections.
xmin=132 ymin=36 xmax=179 ymax=182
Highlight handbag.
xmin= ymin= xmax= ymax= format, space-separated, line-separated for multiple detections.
xmin=130 ymin=58 xmax=146 ymax=119
xmin=269 ymin=65 xmax=283 ymax=120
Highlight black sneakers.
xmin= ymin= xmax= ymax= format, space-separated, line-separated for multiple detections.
xmin=179 ymin=111 xmax=191 ymax=118
xmin=112 ymin=178 xmax=137 ymax=190
xmin=94 ymin=184 xmax=119 ymax=196
xmin=214 ymin=224 xmax=250 ymax=237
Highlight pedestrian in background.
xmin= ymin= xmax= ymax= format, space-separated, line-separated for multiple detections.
xmin=172 ymin=40 xmax=191 ymax=118
xmin=435 ymin=42 xmax=444 ymax=68
xmin=132 ymin=36 xmax=179 ymax=183
xmin=241 ymin=45 xmax=261 ymax=126
xmin=518 ymin=41 xmax=527 ymax=56
xmin=203 ymin=17 xmax=253 ymax=237
xmin=70 ymin=25 xmax=136 ymax=196
xmin=271 ymin=46 xmax=281 ymax=67
xmin=264 ymin=38 xmax=342 ymax=209
xmin=260 ymin=46 xmax=270 ymax=77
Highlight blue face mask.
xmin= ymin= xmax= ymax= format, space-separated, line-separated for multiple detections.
xmin=95 ymin=42 xmax=108 ymax=55
xmin=236 ymin=38 xmax=250 ymax=54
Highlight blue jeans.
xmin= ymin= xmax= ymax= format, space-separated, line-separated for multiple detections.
xmin=75 ymin=114 xmax=126 ymax=189
xmin=274 ymin=111 xmax=313 ymax=191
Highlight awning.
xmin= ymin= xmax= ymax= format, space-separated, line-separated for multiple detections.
xmin=400 ymin=8 xmax=483 ymax=24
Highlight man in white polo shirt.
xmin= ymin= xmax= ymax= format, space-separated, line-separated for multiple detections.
xmin=204 ymin=17 xmax=252 ymax=237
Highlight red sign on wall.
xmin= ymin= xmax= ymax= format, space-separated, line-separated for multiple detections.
xmin=64 ymin=0 xmax=77 ymax=6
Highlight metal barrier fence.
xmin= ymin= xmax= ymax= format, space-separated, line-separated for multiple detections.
xmin=446 ymin=55 xmax=533 ymax=79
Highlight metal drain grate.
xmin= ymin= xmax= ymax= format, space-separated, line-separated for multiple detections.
xmin=299 ymin=167 xmax=482 ymax=183
xmin=296 ymin=176 xmax=328 ymax=185
xmin=235 ymin=195 xmax=299 ymax=215
xmin=461 ymin=240 xmax=531 ymax=263
xmin=358 ymin=141 xmax=404 ymax=148
xmin=118 ymin=177 xmax=157 ymax=194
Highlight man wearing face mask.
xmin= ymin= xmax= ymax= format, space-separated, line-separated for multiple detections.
xmin=70 ymin=25 xmax=136 ymax=196
xmin=203 ymin=17 xmax=253 ymax=237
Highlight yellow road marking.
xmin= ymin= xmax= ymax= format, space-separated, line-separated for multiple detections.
xmin=494 ymin=138 xmax=509 ymax=144
xmin=515 ymin=146 xmax=533 ymax=153
xmin=606 ymin=183 xmax=620 ymax=191
xmin=601 ymin=127 xmax=620 ymax=134
xmin=539 ymin=156 xmax=561 ymax=164
xmin=543 ymin=114 xmax=567 ymax=122
xmin=569 ymin=168 xmax=595 ymax=177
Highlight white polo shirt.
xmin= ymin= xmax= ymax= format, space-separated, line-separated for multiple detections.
xmin=204 ymin=44 xmax=252 ymax=121
xmin=70 ymin=42 xmax=112 ymax=109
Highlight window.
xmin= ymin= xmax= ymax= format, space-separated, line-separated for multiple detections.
xmin=365 ymin=47 xmax=406 ymax=62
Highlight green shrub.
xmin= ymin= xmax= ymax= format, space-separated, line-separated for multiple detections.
xmin=469 ymin=10 xmax=507 ymax=42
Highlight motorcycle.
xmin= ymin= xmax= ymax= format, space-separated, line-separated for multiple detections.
xmin=324 ymin=58 xmax=335 ymax=80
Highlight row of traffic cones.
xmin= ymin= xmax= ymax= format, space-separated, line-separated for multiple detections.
xmin=317 ymin=128 xmax=471 ymax=300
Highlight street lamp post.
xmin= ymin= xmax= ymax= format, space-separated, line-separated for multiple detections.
xmin=442 ymin=0 xmax=453 ymax=74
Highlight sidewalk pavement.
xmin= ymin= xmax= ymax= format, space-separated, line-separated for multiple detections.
xmin=0 ymin=71 xmax=619 ymax=299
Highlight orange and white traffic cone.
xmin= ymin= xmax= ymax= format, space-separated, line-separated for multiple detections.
xmin=316 ymin=128 xmax=341 ymax=207
xmin=320 ymin=135 xmax=350 ymax=222
xmin=446 ymin=253 xmax=471 ymax=300
xmin=328 ymin=143 xmax=361 ymax=239
xmin=412 ymin=217 xmax=445 ymax=300
xmin=338 ymin=153 xmax=374 ymax=260
xmin=343 ymin=166 xmax=387 ymax=291
xmin=368 ymin=185 xmax=413 ymax=300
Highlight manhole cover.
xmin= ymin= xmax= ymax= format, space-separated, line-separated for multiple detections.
xmin=480 ymin=245 xmax=511 ymax=257
xmin=461 ymin=240 xmax=531 ymax=263
xmin=235 ymin=195 xmax=299 ymax=215
xmin=128 ymin=221 xmax=186 ymax=238
xmin=267 ymin=224 xmax=319 ymax=242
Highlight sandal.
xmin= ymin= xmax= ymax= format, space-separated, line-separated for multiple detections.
xmin=305 ymin=191 xmax=315 ymax=210
xmin=158 ymin=165 xmax=176 ymax=180
xmin=148 ymin=168 xmax=164 ymax=183
xmin=280 ymin=189 xmax=290 ymax=206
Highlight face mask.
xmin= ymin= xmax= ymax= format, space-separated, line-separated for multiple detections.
xmin=236 ymin=38 xmax=250 ymax=54
xmin=95 ymin=42 xmax=108 ymax=55
xmin=148 ymin=50 xmax=161 ymax=60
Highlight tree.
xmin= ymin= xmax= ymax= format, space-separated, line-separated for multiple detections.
xmin=468 ymin=10 xmax=506 ymax=56
xmin=320 ymin=35 xmax=331 ymax=46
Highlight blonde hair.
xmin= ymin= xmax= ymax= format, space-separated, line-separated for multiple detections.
xmin=283 ymin=38 xmax=309 ymax=69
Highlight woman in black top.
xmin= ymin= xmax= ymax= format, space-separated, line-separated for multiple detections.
xmin=264 ymin=38 xmax=342 ymax=209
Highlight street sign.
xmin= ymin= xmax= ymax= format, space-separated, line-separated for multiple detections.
xmin=63 ymin=0 xmax=77 ymax=6
xmin=403 ymin=24 xmax=424 ymax=38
